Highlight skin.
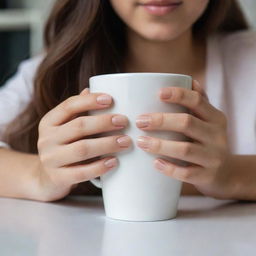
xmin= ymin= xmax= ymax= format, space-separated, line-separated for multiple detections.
xmin=109 ymin=0 xmax=256 ymax=200
xmin=35 ymin=0 xmax=211 ymax=200
xmin=111 ymin=0 xmax=212 ymax=196
xmin=1 ymin=0 xmax=256 ymax=201
xmin=36 ymin=88 xmax=132 ymax=201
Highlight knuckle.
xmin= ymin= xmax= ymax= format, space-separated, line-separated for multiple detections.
xmin=104 ymin=114 xmax=114 ymax=127
xmin=181 ymin=114 xmax=193 ymax=131
xmin=215 ymin=134 xmax=228 ymax=146
xmin=38 ymin=118 xmax=45 ymax=132
xmin=38 ymin=116 xmax=51 ymax=133
xmin=37 ymin=137 xmax=50 ymax=150
xmin=193 ymin=92 xmax=203 ymax=108
xmin=172 ymin=88 xmax=185 ymax=102
xmin=51 ymin=176 xmax=67 ymax=188
xmin=39 ymin=152 xmax=52 ymax=165
xmin=179 ymin=170 xmax=192 ymax=181
xmin=38 ymin=113 xmax=56 ymax=134
xmin=180 ymin=143 xmax=193 ymax=158
xmin=95 ymin=115 xmax=113 ymax=130
xmin=75 ymin=116 xmax=86 ymax=130
xmin=74 ymin=141 xmax=89 ymax=158
xmin=219 ymin=113 xmax=228 ymax=128
xmin=37 ymin=140 xmax=43 ymax=152
xmin=97 ymin=161 xmax=110 ymax=175
xmin=37 ymin=138 xmax=44 ymax=150
xmin=151 ymin=138 xmax=162 ymax=153
xmin=204 ymin=172 xmax=218 ymax=187
xmin=155 ymin=113 xmax=165 ymax=127
xmin=37 ymin=127 xmax=57 ymax=149
xmin=211 ymin=153 xmax=224 ymax=168
xmin=62 ymin=96 xmax=76 ymax=113
xmin=73 ymin=170 xmax=89 ymax=183
xmin=212 ymin=157 xmax=222 ymax=169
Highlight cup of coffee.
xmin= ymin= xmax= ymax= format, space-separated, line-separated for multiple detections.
xmin=88 ymin=73 xmax=192 ymax=221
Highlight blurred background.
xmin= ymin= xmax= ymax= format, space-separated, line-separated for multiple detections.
xmin=0 ymin=0 xmax=256 ymax=87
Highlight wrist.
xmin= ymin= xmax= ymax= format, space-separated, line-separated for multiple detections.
xmin=23 ymin=156 xmax=50 ymax=201
xmin=32 ymin=158 xmax=71 ymax=202
xmin=222 ymin=154 xmax=256 ymax=201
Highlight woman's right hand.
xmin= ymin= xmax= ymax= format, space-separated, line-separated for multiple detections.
xmin=36 ymin=88 xmax=131 ymax=201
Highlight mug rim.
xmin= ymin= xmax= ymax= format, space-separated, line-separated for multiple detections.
xmin=90 ymin=72 xmax=192 ymax=81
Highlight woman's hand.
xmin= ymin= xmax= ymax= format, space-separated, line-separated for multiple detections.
xmin=135 ymin=80 xmax=233 ymax=199
xmin=37 ymin=88 xmax=131 ymax=202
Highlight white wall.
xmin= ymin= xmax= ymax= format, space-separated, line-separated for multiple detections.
xmin=7 ymin=0 xmax=55 ymax=21
xmin=238 ymin=0 xmax=256 ymax=28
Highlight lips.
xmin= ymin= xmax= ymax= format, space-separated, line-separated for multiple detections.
xmin=141 ymin=0 xmax=183 ymax=6
xmin=139 ymin=0 xmax=183 ymax=15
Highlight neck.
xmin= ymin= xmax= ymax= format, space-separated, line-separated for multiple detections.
xmin=123 ymin=29 xmax=206 ymax=76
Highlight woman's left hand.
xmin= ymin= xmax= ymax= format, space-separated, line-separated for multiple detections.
xmin=136 ymin=80 xmax=233 ymax=199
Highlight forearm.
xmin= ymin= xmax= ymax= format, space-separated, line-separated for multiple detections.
xmin=0 ymin=148 xmax=42 ymax=200
xmin=227 ymin=155 xmax=256 ymax=201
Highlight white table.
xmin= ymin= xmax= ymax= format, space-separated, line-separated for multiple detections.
xmin=1 ymin=196 xmax=256 ymax=256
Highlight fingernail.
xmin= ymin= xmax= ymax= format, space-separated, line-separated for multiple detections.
xmin=136 ymin=115 xmax=151 ymax=128
xmin=160 ymin=88 xmax=172 ymax=99
xmin=117 ymin=135 xmax=131 ymax=148
xmin=104 ymin=158 xmax=118 ymax=168
xmin=97 ymin=94 xmax=112 ymax=105
xmin=112 ymin=115 xmax=128 ymax=127
xmin=154 ymin=159 xmax=166 ymax=171
xmin=137 ymin=136 xmax=151 ymax=149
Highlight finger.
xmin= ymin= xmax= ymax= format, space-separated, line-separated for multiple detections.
xmin=47 ymin=135 xmax=132 ymax=167
xmin=80 ymin=87 xmax=90 ymax=96
xmin=136 ymin=112 xmax=213 ymax=144
xmin=137 ymin=137 xmax=211 ymax=167
xmin=153 ymin=158 xmax=203 ymax=184
xmin=158 ymin=86 xmax=222 ymax=123
xmin=42 ymin=92 xmax=113 ymax=126
xmin=192 ymin=80 xmax=209 ymax=101
xmin=58 ymin=157 xmax=119 ymax=185
xmin=57 ymin=114 xmax=129 ymax=144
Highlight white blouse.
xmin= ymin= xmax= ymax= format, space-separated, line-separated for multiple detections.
xmin=0 ymin=30 xmax=256 ymax=154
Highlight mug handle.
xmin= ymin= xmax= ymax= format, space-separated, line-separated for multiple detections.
xmin=90 ymin=178 xmax=102 ymax=189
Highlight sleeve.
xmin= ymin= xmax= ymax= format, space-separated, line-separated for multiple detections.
xmin=0 ymin=55 xmax=43 ymax=148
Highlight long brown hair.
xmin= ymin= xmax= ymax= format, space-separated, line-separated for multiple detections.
xmin=5 ymin=0 xmax=248 ymax=153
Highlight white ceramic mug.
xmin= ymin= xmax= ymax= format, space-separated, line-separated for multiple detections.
xmin=88 ymin=73 xmax=192 ymax=221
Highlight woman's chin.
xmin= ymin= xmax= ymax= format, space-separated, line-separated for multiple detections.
xmin=136 ymin=27 xmax=182 ymax=42
xmin=141 ymin=33 xmax=179 ymax=43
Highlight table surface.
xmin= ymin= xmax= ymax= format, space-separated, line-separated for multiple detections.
xmin=1 ymin=196 xmax=256 ymax=256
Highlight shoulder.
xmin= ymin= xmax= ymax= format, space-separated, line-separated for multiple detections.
xmin=217 ymin=30 xmax=256 ymax=66
xmin=19 ymin=54 xmax=44 ymax=69
xmin=0 ymin=54 xmax=44 ymax=96
xmin=219 ymin=29 xmax=256 ymax=47
xmin=16 ymin=54 xmax=44 ymax=84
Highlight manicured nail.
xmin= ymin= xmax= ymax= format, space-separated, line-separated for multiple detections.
xmin=160 ymin=88 xmax=172 ymax=99
xmin=136 ymin=115 xmax=151 ymax=128
xmin=154 ymin=159 xmax=166 ymax=171
xmin=117 ymin=135 xmax=131 ymax=148
xmin=112 ymin=115 xmax=128 ymax=127
xmin=104 ymin=158 xmax=118 ymax=168
xmin=137 ymin=136 xmax=151 ymax=149
xmin=96 ymin=94 xmax=112 ymax=105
